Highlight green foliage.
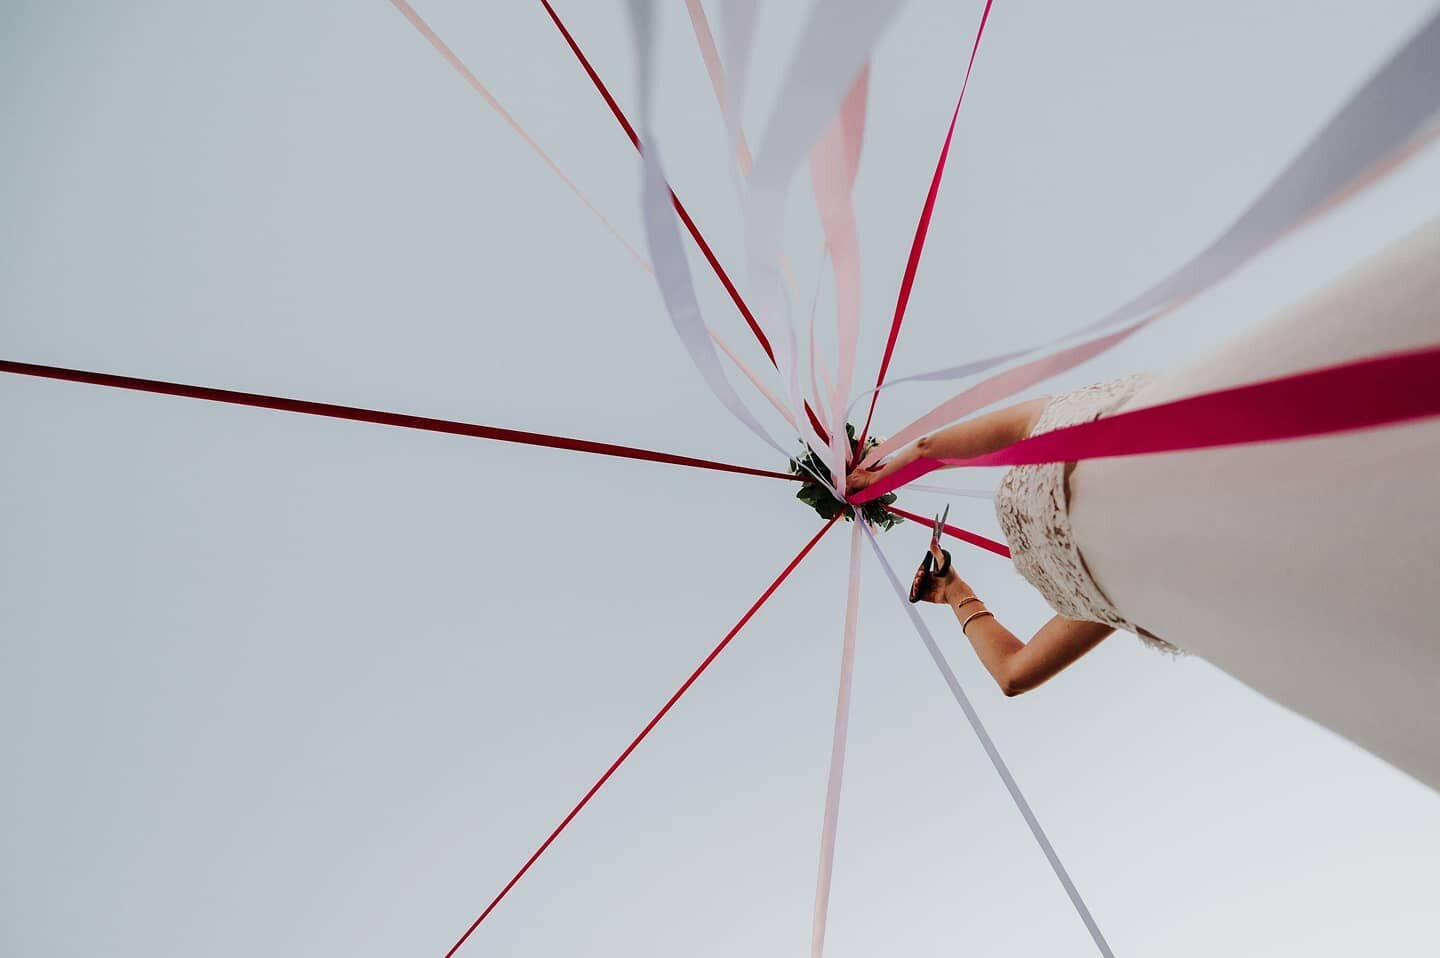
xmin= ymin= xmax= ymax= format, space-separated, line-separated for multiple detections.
xmin=789 ymin=423 xmax=901 ymax=530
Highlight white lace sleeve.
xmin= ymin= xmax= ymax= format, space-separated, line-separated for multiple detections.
xmin=994 ymin=376 xmax=1181 ymax=654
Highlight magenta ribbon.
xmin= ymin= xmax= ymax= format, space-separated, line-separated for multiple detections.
xmin=853 ymin=343 xmax=1440 ymax=502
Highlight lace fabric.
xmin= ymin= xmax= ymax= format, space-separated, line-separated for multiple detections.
xmin=994 ymin=376 xmax=1182 ymax=654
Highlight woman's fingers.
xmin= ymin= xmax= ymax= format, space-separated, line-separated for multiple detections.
xmin=909 ymin=552 xmax=934 ymax=603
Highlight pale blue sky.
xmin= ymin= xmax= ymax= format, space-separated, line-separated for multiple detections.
xmin=3 ymin=1 xmax=1439 ymax=955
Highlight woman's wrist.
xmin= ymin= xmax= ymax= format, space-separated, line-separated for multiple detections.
xmin=944 ymin=580 xmax=979 ymax=606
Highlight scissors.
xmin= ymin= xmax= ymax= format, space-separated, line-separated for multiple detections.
xmin=910 ymin=505 xmax=953 ymax=603
xmin=931 ymin=504 xmax=953 ymax=574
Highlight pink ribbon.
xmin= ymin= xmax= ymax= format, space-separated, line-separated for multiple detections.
xmin=862 ymin=324 xmax=1144 ymax=467
xmin=853 ymin=343 xmax=1440 ymax=502
xmin=810 ymin=522 xmax=864 ymax=958
xmin=385 ymin=0 xmax=650 ymax=274
xmin=684 ymin=0 xmax=755 ymax=174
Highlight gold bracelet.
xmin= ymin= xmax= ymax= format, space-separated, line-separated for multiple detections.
xmin=954 ymin=595 xmax=981 ymax=610
xmin=961 ymin=609 xmax=995 ymax=634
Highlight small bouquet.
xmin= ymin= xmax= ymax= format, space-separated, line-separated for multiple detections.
xmin=790 ymin=424 xmax=901 ymax=529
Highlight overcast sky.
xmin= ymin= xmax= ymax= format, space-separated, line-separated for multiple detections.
xmin=3 ymin=1 xmax=1439 ymax=955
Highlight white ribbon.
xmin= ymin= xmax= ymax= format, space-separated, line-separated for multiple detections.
xmin=719 ymin=0 xmax=760 ymax=192
xmin=861 ymin=521 xmax=1115 ymax=957
xmin=901 ymin=483 xmax=996 ymax=501
xmin=626 ymin=0 xmax=801 ymax=465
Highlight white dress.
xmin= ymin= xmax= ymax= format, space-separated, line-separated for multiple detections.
xmin=1029 ymin=217 xmax=1440 ymax=791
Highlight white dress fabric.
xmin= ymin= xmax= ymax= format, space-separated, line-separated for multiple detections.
xmin=1063 ymin=217 xmax=1440 ymax=791
xmin=994 ymin=376 xmax=1181 ymax=654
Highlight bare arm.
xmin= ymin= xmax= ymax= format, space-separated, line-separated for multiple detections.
xmin=951 ymin=604 xmax=1112 ymax=696
xmin=911 ymin=542 xmax=1112 ymax=696
xmin=847 ymin=397 xmax=1049 ymax=496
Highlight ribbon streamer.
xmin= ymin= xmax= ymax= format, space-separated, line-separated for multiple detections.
xmin=0 ymin=359 xmax=802 ymax=484
xmin=901 ymin=483 xmax=995 ymax=501
xmin=682 ymin=0 xmax=807 ymax=301
xmin=863 ymin=8 xmax=1440 ymax=467
xmin=387 ymin=0 xmax=798 ymax=435
xmin=810 ymin=522 xmax=864 ymax=958
xmin=809 ymin=66 xmax=872 ymax=475
xmin=740 ymin=0 xmax=913 ymax=487
xmin=628 ymin=0 xmax=798 ymax=463
xmin=442 ymin=517 xmax=840 ymax=957
xmin=625 ymin=1 xmax=836 ymax=478
xmin=862 ymin=324 xmax=1144 ymax=467
xmin=861 ymin=521 xmax=1114 ymax=957
xmin=385 ymin=0 xmax=649 ymax=273
xmin=856 ymin=0 xmax=995 ymax=449
xmin=719 ymin=0 xmax=760 ymax=189
xmin=537 ymin=0 xmax=834 ymax=447
xmin=684 ymin=0 xmax=756 ymax=174
xmin=853 ymin=343 xmax=1440 ymax=502
xmin=885 ymin=504 xmax=1010 ymax=559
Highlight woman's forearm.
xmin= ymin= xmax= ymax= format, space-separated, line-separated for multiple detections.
xmin=940 ymin=582 xmax=1112 ymax=695
xmin=943 ymin=593 xmax=1027 ymax=694
xmin=867 ymin=397 xmax=1049 ymax=484
xmin=915 ymin=397 xmax=1050 ymax=461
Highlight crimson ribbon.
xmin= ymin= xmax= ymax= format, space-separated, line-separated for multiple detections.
xmin=442 ymin=516 xmax=840 ymax=957
xmin=0 ymin=359 xmax=801 ymax=484
xmin=885 ymin=504 xmax=1011 ymax=559
xmin=853 ymin=343 xmax=1440 ymax=502
xmin=536 ymin=0 xmax=833 ymax=446
xmin=856 ymin=0 xmax=994 ymax=449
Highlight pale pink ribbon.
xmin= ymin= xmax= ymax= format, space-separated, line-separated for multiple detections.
xmin=684 ymin=0 xmax=829 ymax=442
xmin=388 ymin=0 xmax=796 ymax=438
xmin=386 ymin=0 xmax=648 ymax=273
xmin=865 ymin=324 xmax=1144 ymax=466
xmin=710 ymin=331 xmax=799 ymax=431
xmin=811 ymin=521 xmax=863 ymax=958
xmin=809 ymin=66 xmax=872 ymax=473
xmin=683 ymin=0 xmax=755 ymax=174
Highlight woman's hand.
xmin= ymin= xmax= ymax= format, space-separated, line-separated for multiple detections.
xmin=909 ymin=541 xmax=972 ymax=605
xmin=846 ymin=440 xmax=923 ymax=498
xmin=845 ymin=465 xmax=882 ymax=497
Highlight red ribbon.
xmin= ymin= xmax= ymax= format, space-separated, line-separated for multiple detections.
xmin=0 ymin=359 xmax=801 ymax=484
xmin=442 ymin=516 xmax=840 ymax=957
xmin=885 ymin=504 xmax=1011 ymax=559
xmin=853 ymin=343 xmax=1440 ymax=502
xmin=856 ymin=0 xmax=994 ymax=449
